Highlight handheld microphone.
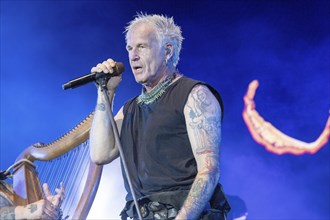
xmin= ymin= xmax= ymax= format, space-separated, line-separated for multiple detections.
xmin=62 ymin=62 xmax=124 ymax=90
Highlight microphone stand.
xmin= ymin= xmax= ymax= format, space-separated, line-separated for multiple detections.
xmin=96 ymin=76 xmax=143 ymax=220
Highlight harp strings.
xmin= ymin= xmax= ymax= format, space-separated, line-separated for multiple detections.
xmin=35 ymin=141 xmax=90 ymax=219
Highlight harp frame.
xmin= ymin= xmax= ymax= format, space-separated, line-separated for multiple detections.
xmin=12 ymin=112 xmax=102 ymax=219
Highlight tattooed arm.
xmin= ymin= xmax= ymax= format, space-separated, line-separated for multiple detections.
xmin=176 ymin=85 xmax=222 ymax=220
xmin=0 ymin=200 xmax=58 ymax=220
xmin=89 ymin=86 xmax=122 ymax=165
xmin=16 ymin=199 xmax=59 ymax=219
xmin=0 ymin=183 xmax=64 ymax=219
xmin=89 ymin=59 xmax=122 ymax=165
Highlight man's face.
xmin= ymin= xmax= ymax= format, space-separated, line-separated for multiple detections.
xmin=126 ymin=23 xmax=166 ymax=87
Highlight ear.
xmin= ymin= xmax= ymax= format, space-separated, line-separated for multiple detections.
xmin=165 ymin=44 xmax=174 ymax=60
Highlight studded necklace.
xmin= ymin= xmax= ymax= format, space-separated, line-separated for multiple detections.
xmin=137 ymin=73 xmax=177 ymax=105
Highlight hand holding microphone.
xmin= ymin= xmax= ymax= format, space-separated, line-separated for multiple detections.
xmin=63 ymin=58 xmax=124 ymax=90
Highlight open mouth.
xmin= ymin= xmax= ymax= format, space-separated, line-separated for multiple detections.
xmin=133 ymin=66 xmax=143 ymax=71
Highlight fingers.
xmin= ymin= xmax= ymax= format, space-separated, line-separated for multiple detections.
xmin=60 ymin=182 xmax=65 ymax=201
xmin=43 ymin=182 xmax=65 ymax=208
xmin=54 ymin=182 xmax=65 ymax=207
xmin=43 ymin=183 xmax=52 ymax=198
xmin=103 ymin=59 xmax=117 ymax=74
xmin=29 ymin=199 xmax=58 ymax=220
xmin=55 ymin=182 xmax=65 ymax=198
xmin=43 ymin=199 xmax=60 ymax=219
xmin=91 ymin=58 xmax=116 ymax=73
xmin=51 ymin=194 xmax=61 ymax=207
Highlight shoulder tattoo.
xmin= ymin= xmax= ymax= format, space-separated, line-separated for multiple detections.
xmin=186 ymin=85 xmax=222 ymax=147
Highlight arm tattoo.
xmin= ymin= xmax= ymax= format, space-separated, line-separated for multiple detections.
xmin=0 ymin=207 xmax=15 ymax=220
xmin=28 ymin=204 xmax=37 ymax=213
xmin=181 ymin=172 xmax=218 ymax=218
xmin=180 ymin=85 xmax=221 ymax=219
xmin=96 ymin=103 xmax=106 ymax=111
xmin=187 ymin=85 xmax=222 ymax=151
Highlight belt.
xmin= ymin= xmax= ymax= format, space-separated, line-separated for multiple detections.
xmin=124 ymin=200 xmax=177 ymax=220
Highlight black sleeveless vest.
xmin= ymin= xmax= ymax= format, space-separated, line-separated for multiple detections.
xmin=120 ymin=76 xmax=223 ymax=202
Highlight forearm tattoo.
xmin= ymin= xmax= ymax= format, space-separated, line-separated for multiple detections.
xmin=28 ymin=204 xmax=37 ymax=213
xmin=96 ymin=103 xmax=106 ymax=111
xmin=0 ymin=207 xmax=15 ymax=220
xmin=181 ymin=85 xmax=222 ymax=219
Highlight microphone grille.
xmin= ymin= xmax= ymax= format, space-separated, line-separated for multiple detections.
xmin=115 ymin=62 xmax=125 ymax=75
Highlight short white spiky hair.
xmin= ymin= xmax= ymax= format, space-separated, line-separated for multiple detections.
xmin=125 ymin=13 xmax=184 ymax=67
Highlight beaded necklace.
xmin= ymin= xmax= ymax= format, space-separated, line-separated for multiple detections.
xmin=137 ymin=73 xmax=177 ymax=105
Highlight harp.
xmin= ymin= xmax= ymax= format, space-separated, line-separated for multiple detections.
xmin=11 ymin=112 xmax=102 ymax=219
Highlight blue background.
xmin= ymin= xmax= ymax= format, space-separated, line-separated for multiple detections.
xmin=1 ymin=1 xmax=329 ymax=219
